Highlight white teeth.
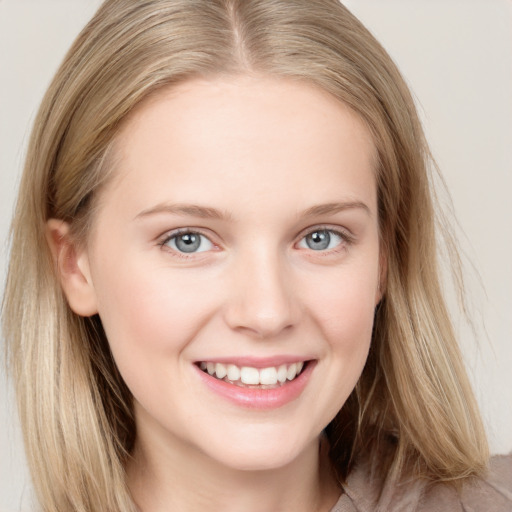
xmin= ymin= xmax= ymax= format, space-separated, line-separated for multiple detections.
xmin=200 ymin=361 xmax=306 ymax=386
xmin=227 ymin=364 xmax=241 ymax=381
xmin=240 ymin=367 xmax=260 ymax=385
xmin=277 ymin=364 xmax=288 ymax=383
xmin=215 ymin=363 xmax=227 ymax=379
xmin=206 ymin=362 xmax=215 ymax=375
xmin=259 ymin=367 xmax=278 ymax=385
xmin=287 ymin=363 xmax=297 ymax=381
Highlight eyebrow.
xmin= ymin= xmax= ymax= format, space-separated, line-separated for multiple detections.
xmin=300 ymin=201 xmax=371 ymax=218
xmin=134 ymin=200 xmax=371 ymax=221
xmin=135 ymin=203 xmax=234 ymax=221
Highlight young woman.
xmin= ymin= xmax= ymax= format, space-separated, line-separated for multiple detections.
xmin=2 ymin=1 xmax=511 ymax=511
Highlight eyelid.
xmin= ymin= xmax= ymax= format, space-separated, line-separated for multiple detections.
xmin=159 ymin=226 xmax=216 ymax=242
xmin=295 ymin=225 xmax=355 ymax=253
xmin=158 ymin=228 xmax=219 ymax=256
xmin=156 ymin=224 xmax=355 ymax=258
xmin=298 ymin=224 xmax=355 ymax=243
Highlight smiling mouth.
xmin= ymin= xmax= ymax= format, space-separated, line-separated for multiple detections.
xmin=196 ymin=361 xmax=309 ymax=388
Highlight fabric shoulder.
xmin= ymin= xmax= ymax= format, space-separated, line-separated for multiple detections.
xmin=341 ymin=451 xmax=512 ymax=512
xmin=461 ymin=453 xmax=512 ymax=512
xmin=418 ymin=453 xmax=512 ymax=512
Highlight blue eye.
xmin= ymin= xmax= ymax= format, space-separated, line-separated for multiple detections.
xmin=164 ymin=232 xmax=213 ymax=253
xmin=298 ymin=229 xmax=344 ymax=251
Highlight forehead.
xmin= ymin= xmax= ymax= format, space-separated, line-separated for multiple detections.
xmin=100 ymin=75 xmax=377 ymax=219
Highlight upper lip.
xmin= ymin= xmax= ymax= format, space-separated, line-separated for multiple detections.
xmin=194 ymin=356 xmax=314 ymax=368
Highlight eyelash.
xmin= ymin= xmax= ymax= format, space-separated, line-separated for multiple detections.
xmin=298 ymin=226 xmax=355 ymax=256
xmin=159 ymin=228 xmax=216 ymax=259
xmin=158 ymin=226 xmax=354 ymax=259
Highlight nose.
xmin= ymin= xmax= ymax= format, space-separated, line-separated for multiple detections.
xmin=223 ymin=246 xmax=301 ymax=339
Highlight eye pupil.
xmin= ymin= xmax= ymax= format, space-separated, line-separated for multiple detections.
xmin=175 ymin=233 xmax=201 ymax=253
xmin=306 ymin=230 xmax=330 ymax=250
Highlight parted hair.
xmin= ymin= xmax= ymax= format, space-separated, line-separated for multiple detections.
xmin=2 ymin=1 xmax=488 ymax=510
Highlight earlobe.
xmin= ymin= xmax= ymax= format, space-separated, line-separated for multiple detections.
xmin=46 ymin=219 xmax=99 ymax=317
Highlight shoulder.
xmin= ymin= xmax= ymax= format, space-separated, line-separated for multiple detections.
xmin=418 ymin=453 xmax=512 ymax=512
xmin=340 ymin=453 xmax=512 ymax=512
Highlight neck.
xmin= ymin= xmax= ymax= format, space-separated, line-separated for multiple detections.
xmin=127 ymin=420 xmax=340 ymax=512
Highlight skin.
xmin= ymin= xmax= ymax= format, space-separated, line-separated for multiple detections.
xmin=49 ymin=75 xmax=383 ymax=512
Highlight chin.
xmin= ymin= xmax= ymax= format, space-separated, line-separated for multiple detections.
xmin=198 ymin=427 xmax=317 ymax=473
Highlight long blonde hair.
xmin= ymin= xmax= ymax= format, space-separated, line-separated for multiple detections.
xmin=3 ymin=0 xmax=488 ymax=510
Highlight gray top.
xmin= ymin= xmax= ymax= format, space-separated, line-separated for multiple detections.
xmin=329 ymin=453 xmax=512 ymax=512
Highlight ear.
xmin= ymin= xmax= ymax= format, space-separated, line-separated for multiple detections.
xmin=46 ymin=219 xmax=98 ymax=317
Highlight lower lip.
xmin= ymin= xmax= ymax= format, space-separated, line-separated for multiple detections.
xmin=194 ymin=361 xmax=315 ymax=410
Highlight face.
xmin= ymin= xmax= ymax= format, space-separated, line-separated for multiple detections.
xmin=67 ymin=76 xmax=382 ymax=471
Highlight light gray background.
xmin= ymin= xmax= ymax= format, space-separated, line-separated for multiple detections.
xmin=1 ymin=1 xmax=511 ymax=510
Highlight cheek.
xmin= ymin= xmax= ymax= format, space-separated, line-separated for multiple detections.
xmin=93 ymin=263 xmax=217 ymax=380
xmin=303 ymin=259 xmax=378 ymax=403
xmin=294 ymin=263 xmax=378 ymax=429
xmin=308 ymin=264 xmax=378 ymax=347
